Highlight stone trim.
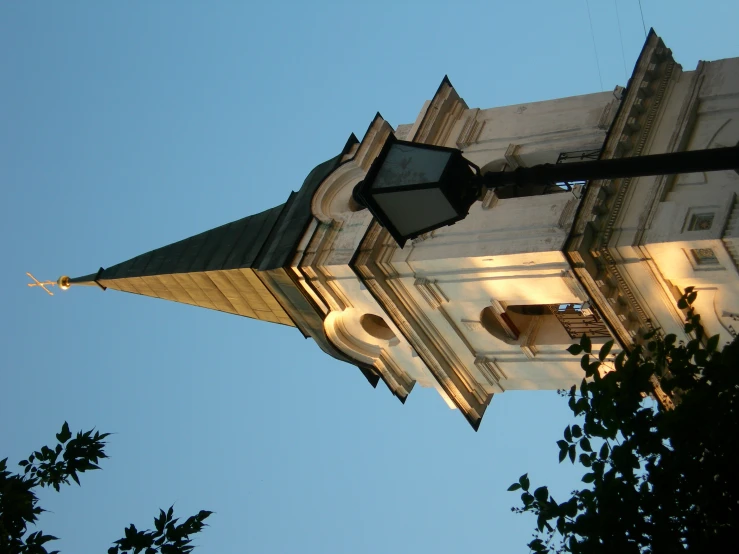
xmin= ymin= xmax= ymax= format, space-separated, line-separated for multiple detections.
xmin=566 ymin=33 xmax=680 ymax=346
xmin=411 ymin=77 xmax=470 ymax=146
xmin=474 ymin=357 xmax=507 ymax=392
xmin=456 ymin=108 xmax=486 ymax=148
xmin=413 ymin=277 xmax=449 ymax=310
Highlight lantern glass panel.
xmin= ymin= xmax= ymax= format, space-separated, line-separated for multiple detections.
xmin=374 ymin=188 xmax=457 ymax=237
xmin=372 ymin=143 xmax=453 ymax=189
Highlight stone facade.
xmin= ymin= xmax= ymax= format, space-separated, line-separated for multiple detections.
xmin=301 ymin=32 xmax=738 ymax=428
xmin=566 ymin=31 xmax=739 ymax=352
xmin=68 ymin=32 xmax=737 ymax=429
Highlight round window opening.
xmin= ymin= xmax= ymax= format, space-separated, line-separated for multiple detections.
xmin=360 ymin=314 xmax=396 ymax=341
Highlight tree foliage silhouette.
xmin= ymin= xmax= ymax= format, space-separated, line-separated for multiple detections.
xmin=0 ymin=424 xmax=211 ymax=554
xmin=510 ymin=289 xmax=738 ymax=553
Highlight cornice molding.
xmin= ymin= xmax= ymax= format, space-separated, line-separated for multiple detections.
xmin=353 ymin=224 xmax=492 ymax=428
xmin=566 ymin=33 xmax=680 ymax=344
xmin=412 ymin=77 xmax=470 ymax=146
xmin=456 ymin=108 xmax=486 ymax=148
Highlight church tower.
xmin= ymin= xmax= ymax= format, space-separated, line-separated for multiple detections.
xmin=57 ymin=31 xmax=739 ymax=429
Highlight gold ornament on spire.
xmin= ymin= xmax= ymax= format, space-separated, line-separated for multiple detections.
xmin=26 ymin=273 xmax=72 ymax=296
xmin=26 ymin=272 xmax=57 ymax=296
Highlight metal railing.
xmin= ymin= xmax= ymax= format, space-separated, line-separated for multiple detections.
xmin=554 ymin=149 xmax=602 ymax=189
xmin=549 ymin=303 xmax=612 ymax=339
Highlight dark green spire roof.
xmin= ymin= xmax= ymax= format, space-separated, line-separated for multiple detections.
xmin=61 ymin=134 xmax=384 ymax=388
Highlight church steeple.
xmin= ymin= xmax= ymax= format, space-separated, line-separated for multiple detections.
xmin=62 ymin=204 xmax=295 ymax=325
xmin=54 ymin=134 xmax=383 ymax=388
xmin=60 ymin=137 xmax=358 ymax=324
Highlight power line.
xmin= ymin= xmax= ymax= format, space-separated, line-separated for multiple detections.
xmin=614 ymin=0 xmax=628 ymax=81
xmin=637 ymin=0 xmax=647 ymax=37
xmin=585 ymin=0 xmax=604 ymax=91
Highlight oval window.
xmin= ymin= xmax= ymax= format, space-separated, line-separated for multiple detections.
xmin=360 ymin=314 xmax=396 ymax=341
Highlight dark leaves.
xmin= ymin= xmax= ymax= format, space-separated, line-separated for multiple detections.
xmin=509 ymin=291 xmax=739 ymax=553
xmin=567 ymin=344 xmax=583 ymax=355
xmin=519 ymin=474 xmax=530 ymax=492
xmin=2 ymin=424 xmax=212 ymax=554
xmin=534 ymin=486 xmax=549 ymax=502
xmin=55 ymin=422 xmax=72 ymax=444
xmin=580 ymin=334 xmax=592 ymax=354
xmin=598 ymin=340 xmax=614 ymax=361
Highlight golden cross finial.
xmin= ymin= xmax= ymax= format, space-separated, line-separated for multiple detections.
xmin=26 ymin=272 xmax=57 ymax=296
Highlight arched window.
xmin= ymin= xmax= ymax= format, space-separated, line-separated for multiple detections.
xmin=480 ymin=307 xmax=519 ymax=344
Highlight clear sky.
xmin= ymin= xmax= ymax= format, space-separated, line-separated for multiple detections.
xmin=2 ymin=2 xmax=737 ymax=553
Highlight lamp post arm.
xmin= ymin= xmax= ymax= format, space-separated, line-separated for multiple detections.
xmin=482 ymin=145 xmax=739 ymax=188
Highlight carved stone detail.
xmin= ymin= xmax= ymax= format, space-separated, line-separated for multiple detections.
xmin=474 ymin=357 xmax=507 ymax=391
xmin=457 ymin=109 xmax=486 ymax=147
xmin=461 ymin=319 xmax=484 ymax=332
xmin=504 ymin=143 xmax=523 ymax=169
xmin=481 ymin=189 xmax=499 ymax=210
xmin=414 ymin=277 xmax=449 ymax=310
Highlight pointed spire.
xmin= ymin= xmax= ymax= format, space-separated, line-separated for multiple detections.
xmin=57 ymin=272 xmax=106 ymax=290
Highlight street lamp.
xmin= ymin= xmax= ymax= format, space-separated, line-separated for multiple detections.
xmin=352 ymin=134 xmax=739 ymax=247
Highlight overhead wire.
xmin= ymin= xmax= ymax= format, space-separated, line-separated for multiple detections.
xmin=637 ymin=0 xmax=648 ymax=37
xmin=614 ymin=0 xmax=629 ymax=81
xmin=585 ymin=0 xmax=605 ymax=91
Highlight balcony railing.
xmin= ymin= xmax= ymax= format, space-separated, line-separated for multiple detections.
xmin=549 ymin=303 xmax=611 ymax=339
xmin=554 ymin=148 xmax=602 ymax=188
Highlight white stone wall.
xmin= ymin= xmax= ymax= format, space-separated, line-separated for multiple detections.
xmin=614 ymin=57 xmax=739 ymax=344
xmin=304 ymin=83 xmax=624 ymax=422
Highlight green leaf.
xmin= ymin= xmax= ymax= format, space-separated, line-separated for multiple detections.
xmin=580 ymin=438 xmax=592 ymax=452
xmin=587 ymin=361 xmax=601 ymax=377
xmin=572 ymin=425 xmax=582 ymax=438
xmin=56 ymin=422 xmax=72 ymax=444
xmin=687 ymin=291 xmax=697 ymax=304
xmin=564 ymin=426 xmax=572 ymax=442
xmin=569 ymin=444 xmax=576 ymax=463
xmin=534 ymin=486 xmax=549 ymax=502
xmin=507 ymin=482 xmax=521 ymax=491
xmin=677 ymin=297 xmax=688 ymax=309
xmin=581 ymin=354 xmax=590 ymax=371
xmin=599 ymin=443 xmax=609 ymax=460
xmin=598 ymin=340 xmax=614 ymax=361
xmin=559 ymin=449 xmax=567 ymax=463
xmin=684 ymin=286 xmax=695 ymax=293
xmin=582 ymin=472 xmax=596 ymax=483
xmin=519 ymin=474 xmax=530 ymax=491
xmin=706 ymin=334 xmax=720 ymax=353
xmin=38 ymin=534 xmax=58 ymax=545
xmin=567 ymin=344 xmax=583 ymax=355
xmin=557 ymin=439 xmax=568 ymax=450
xmin=580 ymin=334 xmax=592 ymax=353
xmin=579 ymin=453 xmax=592 ymax=467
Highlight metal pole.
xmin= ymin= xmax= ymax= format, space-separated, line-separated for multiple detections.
xmin=483 ymin=145 xmax=739 ymax=188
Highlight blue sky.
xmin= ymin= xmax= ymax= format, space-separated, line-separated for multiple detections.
xmin=2 ymin=2 xmax=737 ymax=552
